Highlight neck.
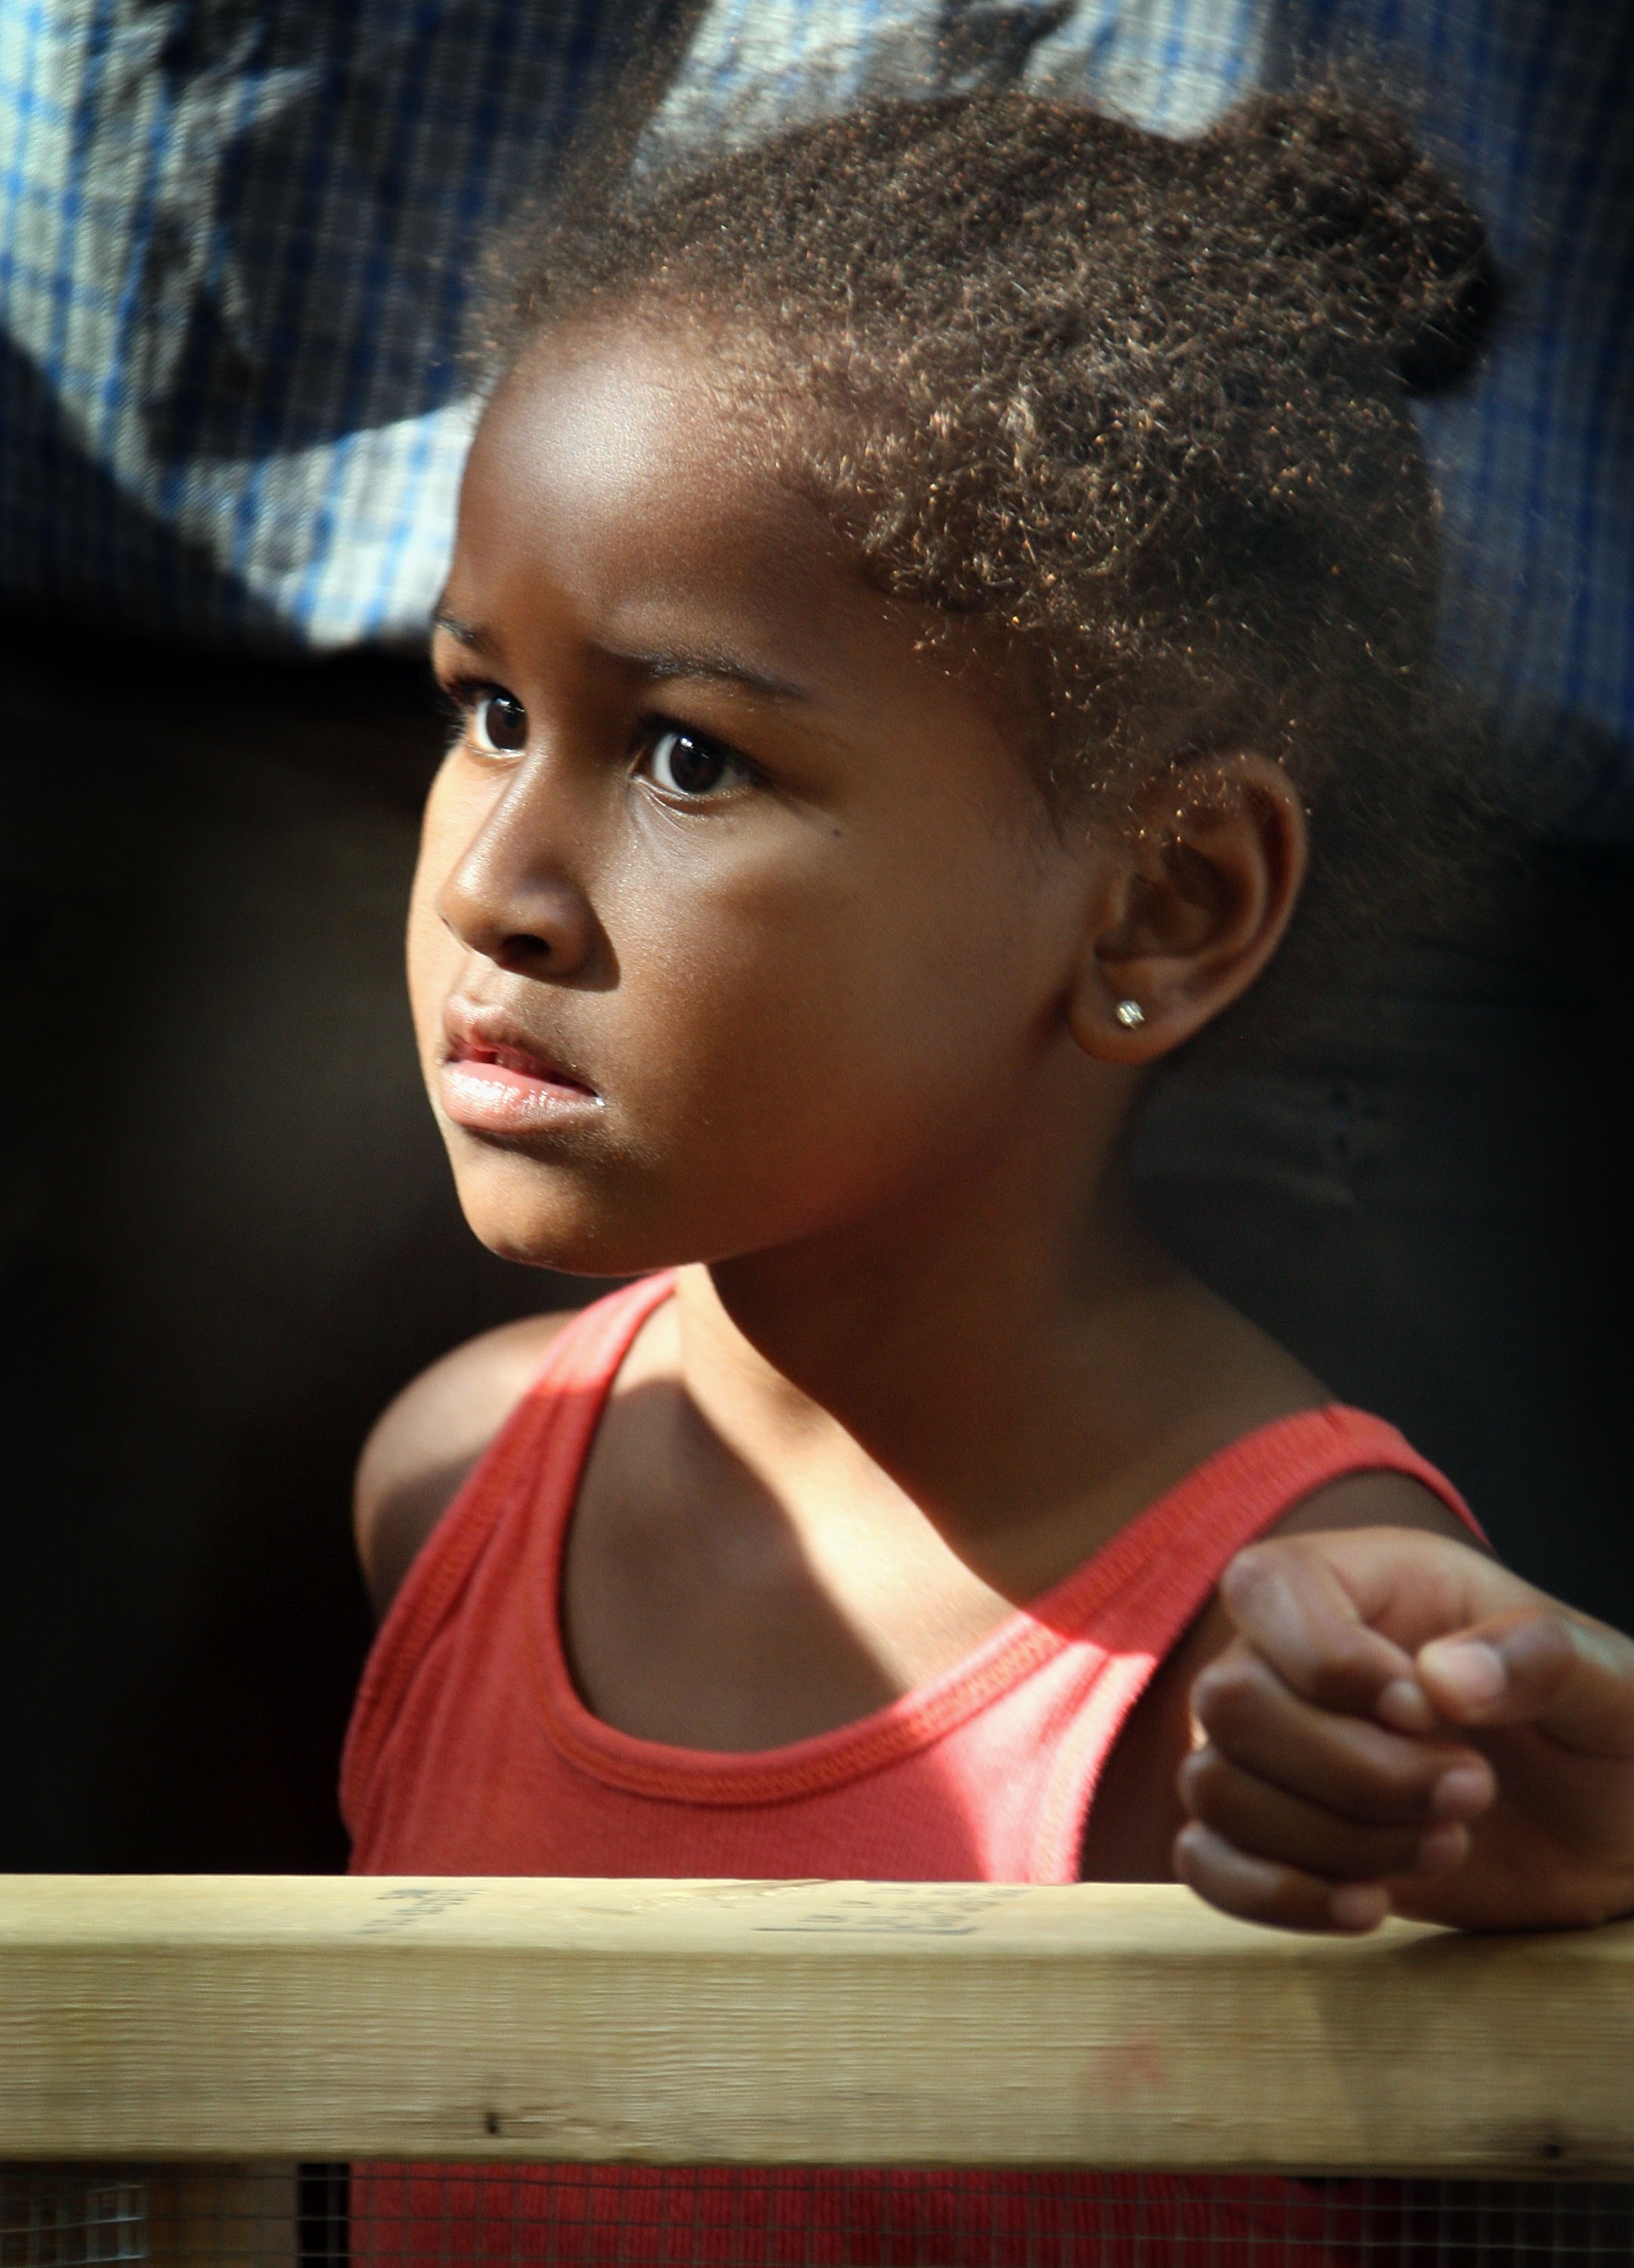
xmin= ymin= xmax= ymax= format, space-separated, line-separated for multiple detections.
xmin=669 ymin=1086 xmax=1311 ymax=1597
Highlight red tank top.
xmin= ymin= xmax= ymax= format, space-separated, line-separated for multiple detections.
xmin=344 ymin=1272 xmax=1475 ymax=1880
xmin=343 ymin=1273 xmax=1478 ymax=2265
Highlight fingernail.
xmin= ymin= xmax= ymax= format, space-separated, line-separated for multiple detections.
xmin=1424 ymin=1638 xmax=1507 ymax=1709
xmin=1329 ymin=1883 xmax=1390 ymax=1932
xmin=1376 ymin=1677 xmax=1434 ymax=1732
xmin=1431 ymin=1765 xmax=1490 ymax=1821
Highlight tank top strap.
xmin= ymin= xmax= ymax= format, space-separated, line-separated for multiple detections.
xmin=1027 ymin=1405 xmax=1481 ymax=1879
xmin=341 ymin=1273 xmax=676 ymax=1821
xmin=1055 ymin=1404 xmax=1480 ymax=1661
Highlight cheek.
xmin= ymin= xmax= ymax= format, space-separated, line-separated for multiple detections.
xmin=405 ymin=767 xmax=472 ymax=1052
xmin=395 ymin=753 xmax=1074 ymax=1272
xmin=605 ymin=822 xmax=1057 ymax=1191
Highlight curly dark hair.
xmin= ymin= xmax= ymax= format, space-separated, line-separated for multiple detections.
xmin=488 ymin=88 xmax=1499 ymax=1026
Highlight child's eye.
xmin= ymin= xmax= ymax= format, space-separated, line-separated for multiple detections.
xmin=641 ymin=724 xmax=750 ymax=800
xmin=471 ymin=689 xmax=528 ymax=754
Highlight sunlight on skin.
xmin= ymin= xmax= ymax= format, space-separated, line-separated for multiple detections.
xmin=356 ymin=314 xmax=1634 ymax=1934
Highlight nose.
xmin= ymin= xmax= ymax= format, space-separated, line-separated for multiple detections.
xmin=436 ymin=753 xmax=599 ymax=980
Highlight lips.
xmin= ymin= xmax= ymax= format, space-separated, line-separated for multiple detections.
xmin=439 ymin=1005 xmax=600 ymax=1135
xmin=450 ymin=1038 xmax=590 ymax=1091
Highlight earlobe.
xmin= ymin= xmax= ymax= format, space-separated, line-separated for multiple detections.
xmin=1067 ymin=753 xmax=1308 ymax=1063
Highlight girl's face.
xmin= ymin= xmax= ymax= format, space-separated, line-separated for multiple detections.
xmin=410 ymin=318 xmax=1120 ymax=1276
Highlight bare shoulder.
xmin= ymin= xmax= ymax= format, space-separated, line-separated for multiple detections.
xmin=1272 ymin=1464 xmax=1483 ymax=1548
xmin=354 ymin=1309 xmax=582 ymax=1619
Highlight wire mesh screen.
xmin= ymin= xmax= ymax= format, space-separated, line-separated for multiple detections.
xmin=5 ymin=2164 xmax=1632 ymax=2268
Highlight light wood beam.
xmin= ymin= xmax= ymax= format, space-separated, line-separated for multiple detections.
xmin=1 ymin=1876 xmax=1629 ymax=2174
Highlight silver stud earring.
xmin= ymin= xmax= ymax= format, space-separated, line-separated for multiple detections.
xmin=1114 ymin=999 xmax=1146 ymax=1029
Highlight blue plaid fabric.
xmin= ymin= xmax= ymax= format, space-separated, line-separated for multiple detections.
xmin=0 ymin=0 xmax=672 ymax=650
xmin=2 ymin=1 xmax=1629 ymax=826
xmin=1273 ymin=1 xmax=1634 ymax=833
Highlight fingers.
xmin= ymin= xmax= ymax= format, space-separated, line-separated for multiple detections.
xmin=1181 ymin=1737 xmax=1472 ymax=1883
xmin=1218 ymin=1532 xmax=1634 ymax=1761
xmin=1417 ymin=1608 xmax=1634 ymax=1756
xmin=1173 ymin=1823 xmax=1391 ymax=1935
xmin=1187 ymin=1530 xmax=1634 ymax=1935
xmin=1190 ymin=1644 xmax=1495 ymax=1828
xmin=1218 ymin=1541 xmax=1419 ymax=1719
xmin=1178 ymin=1637 xmax=1498 ymax=1934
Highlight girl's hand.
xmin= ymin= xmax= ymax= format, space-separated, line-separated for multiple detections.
xmin=1174 ymin=1528 xmax=1634 ymax=1932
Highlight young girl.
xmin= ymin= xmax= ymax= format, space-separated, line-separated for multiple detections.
xmin=341 ymin=82 xmax=1634 ymax=2264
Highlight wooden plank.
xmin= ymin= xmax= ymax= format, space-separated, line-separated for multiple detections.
xmin=0 ymin=1876 xmax=1630 ymax=2174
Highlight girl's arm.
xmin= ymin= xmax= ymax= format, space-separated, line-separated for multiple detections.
xmin=353 ymin=1311 xmax=578 ymax=1617
xmin=1176 ymin=1526 xmax=1634 ymax=1932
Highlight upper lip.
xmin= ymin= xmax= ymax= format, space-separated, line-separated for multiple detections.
xmin=441 ymin=1000 xmax=599 ymax=1095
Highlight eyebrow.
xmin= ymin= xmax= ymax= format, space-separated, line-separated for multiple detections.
xmin=596 ymin=642 xmax=812 ymax=705
xmin=432 ymin=608 xmax=494 ymax=654
xmin=432 ymin=609 xmax=810 ymax=705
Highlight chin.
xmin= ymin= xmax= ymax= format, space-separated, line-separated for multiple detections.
xmin=456 ymin=1189 xmax=640 ymax=1278
xmin=447 ymin=1145 xmax=682 ymax=1279
xmin=442 ymin=1116 xmax=886 ymax=1281
xmin=465 ymin=1213 xmax=653 ymax=1278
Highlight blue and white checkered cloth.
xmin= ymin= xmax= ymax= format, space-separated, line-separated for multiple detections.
xmin=2 ymin=1 xmax=1628 ymax=828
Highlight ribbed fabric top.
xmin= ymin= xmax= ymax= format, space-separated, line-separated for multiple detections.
xmin=343 ymin=1273 xmax=1478 ymax=1883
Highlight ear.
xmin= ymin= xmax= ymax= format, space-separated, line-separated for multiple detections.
xmin=1066 ymin=753 xmax=1308 ymax=1062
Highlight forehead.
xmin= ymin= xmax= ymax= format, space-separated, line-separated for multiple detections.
xmin=450 ymin=314 xmax=1043 ymax=782
xmin=456 ymin=318 xmax=853 ymax=639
